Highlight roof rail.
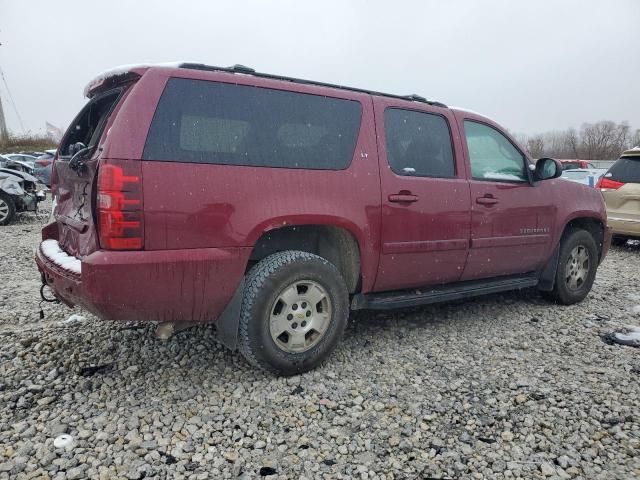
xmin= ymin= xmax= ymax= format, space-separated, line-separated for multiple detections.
xmin=178 ymin=63 xmax=447 ymax=107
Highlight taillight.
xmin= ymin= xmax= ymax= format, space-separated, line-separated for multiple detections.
xmin=596 ymin=177 xmax=625 ymax=191
xmin=35 ymin=159 xmax=52 ymax=166
xmin=97 ymin=160 xmax=143 ymax=250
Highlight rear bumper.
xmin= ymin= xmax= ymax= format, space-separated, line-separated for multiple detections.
xmin=607 ymin=217 xmax=640 ymax=239
xmin=35 ymin=242 xmax=250 ymax=323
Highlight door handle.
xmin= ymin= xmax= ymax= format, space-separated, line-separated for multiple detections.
xmin=389 ymin=193 xmax=419 ymax=203
xmin=476 ymin=195 xmax=498 ymax=205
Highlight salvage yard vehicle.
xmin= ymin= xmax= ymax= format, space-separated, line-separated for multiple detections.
xmin=35 ymin=63 xmax=611 ymax=375
xmin=560 ymin=168 xmax=607 ymax=187
xmin=34 ymin=149 xmax=57 ymax=187
xmin=0 ymin=167 xmax=45 ymax=225
xmin=597 ymin=147 xmax=640 ymax=245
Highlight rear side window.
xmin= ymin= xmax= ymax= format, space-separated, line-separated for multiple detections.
xmin=607 ymin=157 xmax=640 ymax=183
xmin=143 ymin=78 xmax=362 ymax=170
xmin=384 ymin=108 xmax=455 ymax=177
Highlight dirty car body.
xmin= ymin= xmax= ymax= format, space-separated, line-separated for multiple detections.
xmin=35 ymin=63 xmax=611 ymax=373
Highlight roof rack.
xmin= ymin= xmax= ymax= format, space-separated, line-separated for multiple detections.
xmin=178 ymin=63 xmax=447 ymax=108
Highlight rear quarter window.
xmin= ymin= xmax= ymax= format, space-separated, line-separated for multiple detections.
xmin=143 ymin=78 xmax=362 ymax=170
xmin=607 ymin=157 xmax=640 ymax=183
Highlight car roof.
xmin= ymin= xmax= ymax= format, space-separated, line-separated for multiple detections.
xmin=85 ymin=62 xmax=449 ymax=108
xmin=84 ymin=63 xmax=510 ymax=127
xmin=621 ymin=147 xmax=640 ymax=158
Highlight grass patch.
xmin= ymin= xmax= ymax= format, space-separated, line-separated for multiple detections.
xmin=0 ymin=134 xmax=58 ymax=154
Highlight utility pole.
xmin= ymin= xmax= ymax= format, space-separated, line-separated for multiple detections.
xmin=0 ymin=93 xmax=9 ymax=142
xmin=0 ymin=39 xmax=7 ymax=142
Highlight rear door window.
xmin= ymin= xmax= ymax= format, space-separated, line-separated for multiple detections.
xmin=464 ymin=121 xmax=527 ymax=182
xmin=143 ymin=78 xmax=362 ymax=170
xmin=607 ymin=157 xmax=640 ymax=183
xmin=383 ymin=108 xmax=455 ymax=177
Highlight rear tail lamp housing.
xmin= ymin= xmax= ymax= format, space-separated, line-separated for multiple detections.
xmin=596 ymin=177 xmax=625 ymax=191
xmin=97 ymin=160 xmax=143 ymax=250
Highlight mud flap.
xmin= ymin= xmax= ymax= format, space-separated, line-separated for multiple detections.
xmin=215 ymin=278 xmax=245 ymax=351
xmin=537 ymin=244 xmax=560 ymax=292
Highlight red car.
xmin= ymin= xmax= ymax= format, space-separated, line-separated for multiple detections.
xmin=36 ymin=63 xmax=611 ymax=374
xmin=560 ymin=159 xmax=597 ymax=170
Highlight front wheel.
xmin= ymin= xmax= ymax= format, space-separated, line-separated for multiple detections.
xmin=547 ymin=229 xmax=598 ymax=305
xmin=237 ymin=250 xmax=349 ymax=375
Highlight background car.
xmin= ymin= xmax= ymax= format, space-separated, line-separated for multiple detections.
xmin=33 ymin=149 xmax=56 ymax=187
xmin=4 ymin=153 xmax=38 ymax=167
xmin=559 ymin=159 xmax=596 ymax=170
xmin=596 ymin=147 xmax=640 ymax=245
xmin=560 ymin=167 xmax=607 ymax=187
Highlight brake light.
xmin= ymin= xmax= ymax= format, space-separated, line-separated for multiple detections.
xmin=97 ymin=160 xmax=144 ymax=250
xmin=35 ymin=159 xmax=52 ymax=167
xmin=596 ymin=177 xmax=625 ymax=191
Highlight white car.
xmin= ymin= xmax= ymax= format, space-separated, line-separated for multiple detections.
xmin=560 ymin=168 xmax=607 ymax=187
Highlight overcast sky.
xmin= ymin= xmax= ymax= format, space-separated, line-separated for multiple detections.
xmin=0 ymin=0 xmax=638 ymax=136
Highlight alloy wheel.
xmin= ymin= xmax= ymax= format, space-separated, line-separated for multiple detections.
xmin=565 ymin=245 xmax=590 ymax=291
xmin=269 ymin=280 xmax=332 ymax=353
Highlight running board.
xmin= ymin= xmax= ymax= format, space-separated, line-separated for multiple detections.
xmin=351 ymin=274 xmax=539 ymax=310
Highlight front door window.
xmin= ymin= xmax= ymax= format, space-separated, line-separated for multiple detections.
xmin=464 ymin=120 xmax=527 ymax=182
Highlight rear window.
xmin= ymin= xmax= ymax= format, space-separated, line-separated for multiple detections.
xmin=59 ymin=89 xmax=123 ymax=157
xmin=607 ymin=157 xmax=640 ymax=183
xmin=562 ymin=162 xmax=580 ymax=170
xmin=143 ymin=78 xmax=362 ymax=170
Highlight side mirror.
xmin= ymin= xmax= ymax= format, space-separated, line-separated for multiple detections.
xmin=534 ymin=157 xmax=562 ymax=181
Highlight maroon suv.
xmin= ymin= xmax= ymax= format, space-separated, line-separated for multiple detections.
xmin=36 ymin=63 xmax=611 ymax=375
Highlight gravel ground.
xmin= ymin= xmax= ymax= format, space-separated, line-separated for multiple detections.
xmin=1 ymin=202 xmax=639 ymax=480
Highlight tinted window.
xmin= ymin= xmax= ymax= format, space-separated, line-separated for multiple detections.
xmin=384 ymin=108 xmax=455 ymax=177
xmin=143 ymin=78 xmax=362 ymax=170
xmin=607 ymin=157 xmax=640 ymax=183
xmin=464 ymin=121 xmax=527 ymax=182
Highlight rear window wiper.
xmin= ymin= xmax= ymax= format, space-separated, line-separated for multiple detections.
xmin=69 ymin=142 xmax=90 ymax=174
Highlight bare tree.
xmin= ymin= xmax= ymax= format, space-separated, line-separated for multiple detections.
xmin=580 ymin=121 xmax=630 ymax=159
xmin=526 ymin=135 xmax=545 ymax=158
xmin=518 ymin=121 xmax=636 ymax=160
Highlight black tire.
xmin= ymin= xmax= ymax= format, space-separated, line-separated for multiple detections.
xmin=0 ymin=192 xmax=16 ymax=226
xmin=611 ymin=235 xmax=628 ymax=247
xmin=547 ymin=229 xmax=598 ymax=305
xmin=237 ymin=250 xmax=349 ymax=375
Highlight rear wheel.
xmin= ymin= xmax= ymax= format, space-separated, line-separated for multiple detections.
xmin=237 ymin=250 xmax=349 ymax=375
xmin=0 ymin=193 xmax=16 ymax=226
xmin=547 ymin=229 xmax=598 ymax=305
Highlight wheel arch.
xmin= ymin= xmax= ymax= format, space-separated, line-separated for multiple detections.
xmin=539 ymin=215 xmax=605 ymax=291
xmin=561 ymin=215 xmax=605 ymax=262
xmin=248 ymin=222 xmax=362 ymax=294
